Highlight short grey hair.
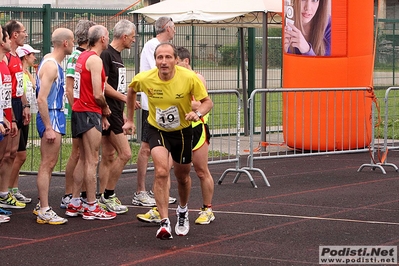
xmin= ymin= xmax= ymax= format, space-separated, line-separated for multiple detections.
xmin=154 ymin=16 xmax=172 ymax=35
xmin=75 ymin=20 xmax=96 ymax=46
xmin=88 ymin=25 xmax=107 ymax=47
xmin=113 ymin=19 xmax=136 ymax=39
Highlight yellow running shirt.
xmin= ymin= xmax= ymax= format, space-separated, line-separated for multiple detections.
xmin=129 ymin=66 xmax=208 ymax=131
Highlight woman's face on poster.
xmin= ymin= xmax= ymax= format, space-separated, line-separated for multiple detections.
xmin=301 ymin=0 xmax=320 ymax=24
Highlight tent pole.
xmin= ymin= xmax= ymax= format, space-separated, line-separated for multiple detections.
xmin=133 ymin=13 xmax=141 ymax=142
xmin=239 ymin=27 xmax=248 ymax=135
xmin=133 ymin=13 xmax=139 ymax=75
xmin=260 ymin=12 xmax=268 ymax=150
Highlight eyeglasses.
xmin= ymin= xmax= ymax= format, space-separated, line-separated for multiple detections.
xmin=161 ymin=17 xmax=173 ymax=29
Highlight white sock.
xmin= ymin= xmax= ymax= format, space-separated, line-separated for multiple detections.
xmin=39 ymin=206 xmax=50 ymax=213
xmin=70 ymin=197 xmax=81 ymax=206
xmin=178 ymin=205 xmax=188 ymax=213
xmin=87 ymin=202 xmax=97 ymax=211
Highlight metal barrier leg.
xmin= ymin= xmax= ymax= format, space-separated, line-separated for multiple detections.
xmin=217 ymin=168 xmax=258 ymax=188
xmin=381 ymin=162 xmax=399 ymax=171
xmin=357 ymin=163 xmax=387 ymax=174
xmin=358 ymin=161 xmax=399 ymax=173
xmin=358 ymin=100 xmax=388 ymax=174
xmin=241 ymin=167 xmax=270 ymax=187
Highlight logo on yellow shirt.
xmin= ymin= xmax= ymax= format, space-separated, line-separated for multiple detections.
xmin=147 ymin=87 xmax=154 ymax=97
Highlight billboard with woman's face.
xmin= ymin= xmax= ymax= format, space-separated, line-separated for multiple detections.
xmin=284 ymin=0 xmax=331 ymax=56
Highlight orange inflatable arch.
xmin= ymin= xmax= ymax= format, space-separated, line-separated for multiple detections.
xmin=282 ymin=0 xmax=374 ymax=150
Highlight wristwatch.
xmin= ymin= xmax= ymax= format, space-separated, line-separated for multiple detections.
xmin=195 ymin=110 xmax=202 ymax=118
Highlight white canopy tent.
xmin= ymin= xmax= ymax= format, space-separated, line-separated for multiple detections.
xmin=129 ymin=0 xmax=281 ymax=27
xmin=129 ymin=0 xmax=282 ymax=135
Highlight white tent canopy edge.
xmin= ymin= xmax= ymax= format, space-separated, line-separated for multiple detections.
xmin=129 ymin=0 xmax=282 ymax=27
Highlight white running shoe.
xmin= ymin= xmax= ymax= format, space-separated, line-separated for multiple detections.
xmin=175 ymin=209 xmax=190 ymax=236
xmin=148 ymin=190 xmax=176 ymax=204
xmin=37 ymin=208 xmax=68 ymax=225
xmin=156 ymin=218 xmax=173 ymax=240
xmin=12 ymin=190 xmax=32 ymax=204
xmin=132 ymin=191 xmax=156 ymax=207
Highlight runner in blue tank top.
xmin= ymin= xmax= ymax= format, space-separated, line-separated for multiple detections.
xmin=35 ymin=28 xmax=74 ymax=225
xmin=36 ymin=57 xmax=66 ymax=137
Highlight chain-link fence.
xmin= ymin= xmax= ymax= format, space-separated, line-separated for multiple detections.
xmin=375 ymin=18 xmax=399 ymax=89
xmin=2 ymin=5 xmax=394 ymax=172
xmin=1 ymin=5 xmax=281 ymax=172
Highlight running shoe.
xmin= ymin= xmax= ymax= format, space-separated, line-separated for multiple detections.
xmin=0 ymin=192 xmax=26 ymax=209
xmin=175 ymin=209 xmax=189 ymax=236
xmin=82 ymin=205 xmax=117 ymax=220
xmin=36 ymin=208 xmax=68 ymax=225
xmin=156 ymin=218 xmax=173 ymax=240
xmin=136 ymin=207 xmax=161 ymax=223
xmin=148 ymin=190 xmax=176 ymax=204
xmin=65 ymin=203 xmax=85 ymax=217
xmin=0 ymin=207 xmax=12 ymax=216
xmin=32 ymin=202 xmax=40 ymax=215
xmin=195 ymin=207 xmax=215 ymax=225
xmin=60 ymin=194 xmax=72 ymax=209
xmin=0 ymin=214 xmax=10 ymax=223
xmin=132 ymin=191 xmax=156 ymax=207
xmin=99 ymin=194 xmax=128 ymax=214
xmin=12 ymin=190 xmax=32 ymax=204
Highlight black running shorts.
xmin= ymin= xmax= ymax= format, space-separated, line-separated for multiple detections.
xmin=147 ymin=125 xmax=193 ymax=164
xmin=102 ymin=111 xmax=124 ymax=136
xmin=71 ymin=111 xmax=102 ymax=138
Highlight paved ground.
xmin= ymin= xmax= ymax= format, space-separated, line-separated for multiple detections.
xmin=1 ymin=151 xmax=399 ymax=265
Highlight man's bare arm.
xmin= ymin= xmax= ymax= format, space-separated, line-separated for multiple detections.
xmin=103 ymin=80 xmax=127 ymax=102
xmin=37 ymin=61 xmax=58 ymax=130
xmin=87 ymin=55 xmax=110 ymax=115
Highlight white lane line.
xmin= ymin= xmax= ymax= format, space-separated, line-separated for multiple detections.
xmin=213 ymin=210 xmax=399 ymax=226
xmin=128 ymin=205 xmax=399 ymax=226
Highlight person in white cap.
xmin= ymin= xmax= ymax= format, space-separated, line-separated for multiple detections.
xmin=8 ymin=44 xmax=40 ymax=205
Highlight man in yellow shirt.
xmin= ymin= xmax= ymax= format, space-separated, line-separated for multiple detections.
xmin=123 ymin=43 xmax=213 ymax=240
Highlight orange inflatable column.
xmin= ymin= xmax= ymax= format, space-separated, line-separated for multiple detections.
xmin=282 ymin=0 xmax=374 ymax=150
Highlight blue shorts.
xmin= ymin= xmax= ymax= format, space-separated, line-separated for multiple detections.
xmin=36 ymin=109 xmax=66 ymax=138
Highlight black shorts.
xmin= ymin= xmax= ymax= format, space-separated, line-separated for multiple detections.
xmin=71 ymin=111 xmax=102 ymax=138
xmin=141 ymin=110 xmax=149 ymax=142
xmin=12 ymin=98 xmax=23 ymax=130
xmin=148 ymin=125 xmax=193 ymax=164
xmin=18 ymin=123 xmax=29 ymax=152
xmin=102 ymin=111 xmax=123 ymax=136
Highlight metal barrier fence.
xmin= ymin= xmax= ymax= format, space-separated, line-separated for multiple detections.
xmin=362 ymin=86 xmax=399 ymax=173
xmin=22 ymin=90 xmax=247 ymax=179
xmin=226 ymin=87 xmax=376 ymax=188
xmin=117 ymin=90 xmax=245 ymax=179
